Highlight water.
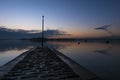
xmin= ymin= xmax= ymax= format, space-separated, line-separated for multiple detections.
xmin=0 ymin=40 xmax=40 ymax=66
xmin=0 ymin=40 xmax=120 ymax=80
xmin=57 ymin=42 xmax=120 ymax=80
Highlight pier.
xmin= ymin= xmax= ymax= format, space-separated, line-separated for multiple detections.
xmin=0 ymin=47 xmax=102 ymax=80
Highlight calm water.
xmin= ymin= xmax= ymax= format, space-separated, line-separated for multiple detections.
xmin=0 ymin=40 xmax=120 ymax=80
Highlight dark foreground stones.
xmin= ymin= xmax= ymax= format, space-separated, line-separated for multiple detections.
xmin=1 ymin=47 xmax=80 ymax=80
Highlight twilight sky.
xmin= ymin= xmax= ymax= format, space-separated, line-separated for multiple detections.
xmin=0 ymin=0 xmax=120 ymax=38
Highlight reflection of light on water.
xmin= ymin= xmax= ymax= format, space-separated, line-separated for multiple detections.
xmin=0 ymin=40 xmax=120 ymax=80
xmin=56 ymin=42 xmax=120 ymax=80
xmin=0 ymin=46 xmax=34 ymax=52
xmin=94 ymin=46 xmax=112 ymax=55
xmin=46 ymin=41 xmax=76 ymax=49
xmin=0 ymin=49 xmax=29 ymax=67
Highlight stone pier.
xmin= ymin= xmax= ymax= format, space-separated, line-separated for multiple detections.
xmin=0 ymin=46 xmax=103 ymax=80
xmin=0 ymin=47 xmax=80 ymax=80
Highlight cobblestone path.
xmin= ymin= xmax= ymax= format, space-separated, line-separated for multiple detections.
xmin=1 ymin=47 xmax=80 ymax=80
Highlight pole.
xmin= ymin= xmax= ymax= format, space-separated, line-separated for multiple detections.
xmin=42 ymin=16 xmax=44 ymax=47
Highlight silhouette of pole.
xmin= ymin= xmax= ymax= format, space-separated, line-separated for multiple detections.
xmin=42 ymin=16 xmax=44 ymax=47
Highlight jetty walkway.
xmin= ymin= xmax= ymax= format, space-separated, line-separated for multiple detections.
xmin=0 ymin=47 xmax=102 ymax=80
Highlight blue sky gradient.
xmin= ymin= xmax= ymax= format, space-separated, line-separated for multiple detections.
xmin=0 ymin=0 xmax=120 ymax=38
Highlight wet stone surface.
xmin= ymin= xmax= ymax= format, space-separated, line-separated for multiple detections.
xmin=1 ymin=47 xmax=80 ymax=80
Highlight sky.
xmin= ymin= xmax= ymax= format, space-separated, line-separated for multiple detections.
xmin=0 ymin=0 xmax=120 ymax=38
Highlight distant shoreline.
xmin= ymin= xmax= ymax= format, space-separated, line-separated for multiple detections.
xmin=19 ymin=37 xmax=120 ymax=44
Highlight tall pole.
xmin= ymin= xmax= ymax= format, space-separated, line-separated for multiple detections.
xmin=42 ymin=16 xmax=44 ymax=47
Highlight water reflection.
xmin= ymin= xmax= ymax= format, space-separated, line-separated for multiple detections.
xmin=0 ymin=49 xmax=28 ymax=66
xmin=0 ymin=40 xmax=41 ymax=51
xmin=0 ymin=40 xmax=40 ymax=66
xmin=55 ymin=41 xmax=120 ymax=80
xmin=46 ymin=41 xmax=75 ymax=49
xmin=0 ymin=40 xmax=120 ymax=80
xmin=94 ymin=46 xmax=112 ymax=55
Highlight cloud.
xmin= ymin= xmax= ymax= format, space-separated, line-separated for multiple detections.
xmin=94 ymin=25 xmax=113 ymax=36
xmin=94 ymin=25 xmax=110 ymax=30
xmin=0 ymin=26 xmax=41 ymax=33
xmin=0 ymin=26 xmax=70 ymax=39
xmin=44 ymin=29 xmax=71 ymax=37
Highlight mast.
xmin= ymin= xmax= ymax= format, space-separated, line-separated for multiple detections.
xmin=42 ymin=16 xmax=44 ymax=47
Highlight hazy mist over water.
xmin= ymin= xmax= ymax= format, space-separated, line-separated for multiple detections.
xmin=0 ymin=40 xmax=120 ymax=80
